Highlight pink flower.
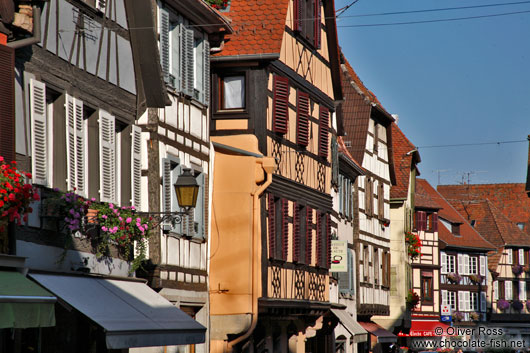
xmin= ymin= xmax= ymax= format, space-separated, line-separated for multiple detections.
xmin=109 ymin=203 xmax=114 ymax=209
xmin=126 ymin=217 xmax=132 ymax=223
xmin=143 ymin=224 xmax=148 ymax=231
xmin=102 ymin=214 xmax=108 ymax=219
xmin=102 ymin=226 xmax=108 ymax=231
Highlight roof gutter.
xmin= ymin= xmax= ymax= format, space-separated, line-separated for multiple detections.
xmin=211 ymin=53 xmax=280 ymax=62
xmin=7 ymin=5 xmax=41 ymax=49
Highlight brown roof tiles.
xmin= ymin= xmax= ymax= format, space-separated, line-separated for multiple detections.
xmin=390 ymin=123 xmax=419 ymax=200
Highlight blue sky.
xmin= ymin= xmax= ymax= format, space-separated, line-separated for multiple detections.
xmin=334 ymin=0 xmax=530 ymax=186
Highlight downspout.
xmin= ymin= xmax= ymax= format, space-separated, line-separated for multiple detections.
xmin=7 ymin=5 xmax=41 ymax=49
xmin=227 ymin=157 xmax=275 ymax=352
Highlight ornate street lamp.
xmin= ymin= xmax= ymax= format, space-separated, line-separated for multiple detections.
xmin=174 ymin=168 xmax=199 ymax=210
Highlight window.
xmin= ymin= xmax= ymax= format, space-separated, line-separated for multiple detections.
xmin=377 ymin=182 xmax=384 ymax=219
xmin=470 ymin=292 xmax=478 ymax=311
xmin=363 ymin=245 xmax=369 ymax=281
xmin=447 ymin=255 xmax=456 ymax=273
xmin=517 ymin=222 xmax=525 ymax=230
xmin=426 ymin=212 xmax=438 ymax=232
xmin=305 ymin=207 xmax=313 ymax=264
xmin=293 ymin=0 xmax=321 ymax=48
xmin=158 ymin=7 xmax=210 ymax=105
xmin=318 ymin=106 xmax=329 ymax=158
xmin=273 ymin=75 xmax=289 ymax=134
xmin=293 ymin=203 xmax=304 ymax=262
xmin=338 ymin=174 xmax=354 ymax=220
xmin=452 ymin=223 xmax=461 ymax=236
xmin=469 ymin=256 xmax=478 ymax=275
xmin=448 ymin=291 xmax=456 ymax=311
xmin=498 ymin=280 xmax=505 ymax=300
xmin=296 ymin=91 xmax=310 ymax=146
xmin=220 ymin=75 xmax=245 ymax=110
xmin=421 ymin=272 xmax=433 ymax=303
xmin=414 ymin=210 xmax=426 ymax=231
xmin=338 ymin=248 xmax=355 ymax=295
xmin=374 ymin=248 xmax=379 ymax=285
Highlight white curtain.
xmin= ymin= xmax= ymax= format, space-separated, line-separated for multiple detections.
xmin=223 ymin=76 xmax=245 ymax=109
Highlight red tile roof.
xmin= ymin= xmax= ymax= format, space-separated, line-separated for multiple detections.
xmin=338 ymin=136 xmax=363 ymax=172
xmin=415 ymin=179 xmax=443 ymax=210
xmin=213 ymin=0 xmax=289 ymax=57
xmin=417 ymin=179 xmax=494 ymax=250
xmin=390 ymin=123 xmax=419 ymax=200
xmin=437 ymin=183 xmax=530 ymax=236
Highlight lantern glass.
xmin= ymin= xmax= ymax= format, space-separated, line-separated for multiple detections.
xmin=174 ymin=168 xmax=199 ymax=209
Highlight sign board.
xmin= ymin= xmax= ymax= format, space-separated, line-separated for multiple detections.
xmin=440 ymin=304 xmax=452 ymax=322
xmin=440 ymin=304 xmax=451 ymax=315
xmin=330 ymin=240 xmax=347 ymax=272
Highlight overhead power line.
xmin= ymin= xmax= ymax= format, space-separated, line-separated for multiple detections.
xmin=338 ymin=0 xmax=530 ymax=18
xmin=338 ymin=9 xmax=530 ymax=28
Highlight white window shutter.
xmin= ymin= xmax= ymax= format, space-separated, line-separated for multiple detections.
xmin=170 ymin=22 xmax=181 ymax=89
xmin=505 ymin=281 xmax=512 ymax=300
xmin=180 ymin=27 xmax=194 ymax=96
xmin=162 ymin=158 xmax=172 ymax=228
xmin=520 ymin=281 xmax=526 ymax=301
xmin=480 ymin=291 xmax=487 ymax=312
xmin=30 ymin=79 xmax=48 ymax=186
xmin=458 ymin=291 xmax=464 ymax=312
xmin=99 ymin=110 xmax=116 ymax=203
xmin=441 ymin=290 xmax=447 ymax=306
xmin=464 ymin=291 xmax=470 ymax=311
xmin=520 ymin=249 xmax=525 ymax=265
xmin=131 ymin=125 xmax=142 ymax=208
xmin=458 ymin=254 xmax=464 ymax=274
xmin=479 ymin=256 xmax=486 ymax=276
xmin=74 ymin=98 xmax=85 ymax=196
xmin=507 ymin=249 xmax=513 ymax=265
xmin=203 ymin=39 xmax=210 ymax=105
xmin=159 ymin=7 xmax=170 ymax=83
xmin=494 ymin=281 xmax=499 ymax=300
xmin=464 ymin=254 xmax=470 ymax=275
xmin=441 ymin=253 xmax=448 ymax=274
xmin=65 ymin=94 xmax=76 ymax=191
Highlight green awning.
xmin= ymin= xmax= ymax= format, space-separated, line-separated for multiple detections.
xmin=0 ymin=271 xmax=56 ymax=329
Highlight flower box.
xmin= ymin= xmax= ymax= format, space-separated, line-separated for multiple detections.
xmin=452 ymin=311 xmax=464 ymax=321
xmin=468 ymin=274 xmax=482 ymax=284
xmin=497 ymin=299 xmax=509 ymax=311
xmin=447 ymin=272 xmax=461 ymax=284
xmin=512 ymin=300 xmax=523 ymax=311
xmin=470 ymin=312 xmax=480 ymax=321
xmin=512 ymin=264 xmax=523 ymax=276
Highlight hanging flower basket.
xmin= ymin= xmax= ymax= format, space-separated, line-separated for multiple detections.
xmin=468 ymin=274 xmax=482 ymax=284
xmin=470 ymin=312 xmax=480 ymax=321
xmin=512 ymin=264 xmax=523 ymax=276
xmin=405 ymin=231 xmax=422 ymax=260
xmin=524 ymin=264 xmax=530 ymax=273
xmin=452 ymin=311 xmax=464 ymax=322
xmin=447 ymin=272 xmax=461 ymax=284
xmin=512 ymin=300 xmax=523 ymax=312
xmin=406 ymin=290 xmax=420 ymax=308
xmin=497 ymin=299 xmax=509 ymax=311
xmin=0 ymin=157 xmax=39 ymax=225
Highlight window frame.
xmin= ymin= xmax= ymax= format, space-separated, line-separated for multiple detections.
xmin=421 ymin=272 xmax=434 ymax=304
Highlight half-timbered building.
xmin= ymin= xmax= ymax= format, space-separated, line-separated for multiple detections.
xmin=339 ymin=53 xmax=397 ymax=351
xmin=332 ymin=136 xmax=369 ymax=353
xmin=419 ymin=181 xmax=494 ymax=326
xmin=208 ymin=0 xmax=344 ymax=351
xmin=126 ymin=1 xmax=232 ymax=352
xmin=438 ymin=186 xmax=530 ymax=340
xmin=0 ymin=0 xmax=208 ymax=351
xmin=373 ymin=122 xmax=420 ymax=340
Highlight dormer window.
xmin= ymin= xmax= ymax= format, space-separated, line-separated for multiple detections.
xmin=452 ymin=224 xmax=461 ymax=236
xmin=293 ymin=0 xmax=321 ymax=49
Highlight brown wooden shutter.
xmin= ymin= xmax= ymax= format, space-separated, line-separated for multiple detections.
xmin=293 ymin=0 xmax=302 ymax=31
xmin=433 ymin=213 xmax=438 ymax=233
xmin=268 ymin=193 xmax=276 ymax=259
xmin=293 ymin=203 xmax=301 ymax=262
xmin=316 ymin=211 xmax=323 ymax=266
xmin=378 ymin=182 xmax=384 ymax=219
xmin=365 ymin=178 xmax=371 ymax=217
xmin=318 ymin=106 xmax=329 ymax=158
xmin=419 ymin=211 xmax=427 ymax=231
xmin=273 ymin=76 xmax=289 ymax=134
xmin=306 ymin=207 xmax=313 ymax=264
xmin=314 ymin=0 xmax=321 ymax=49
xmin=0 ymin=45 xmax=15 ymax=163
xmin=296 ymin=91 xmax=309 ymax=146
xmin=326 ymin=213 xmax=331 ymax=269
xmin=281 ymin=198 xmax=289 ymax=261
